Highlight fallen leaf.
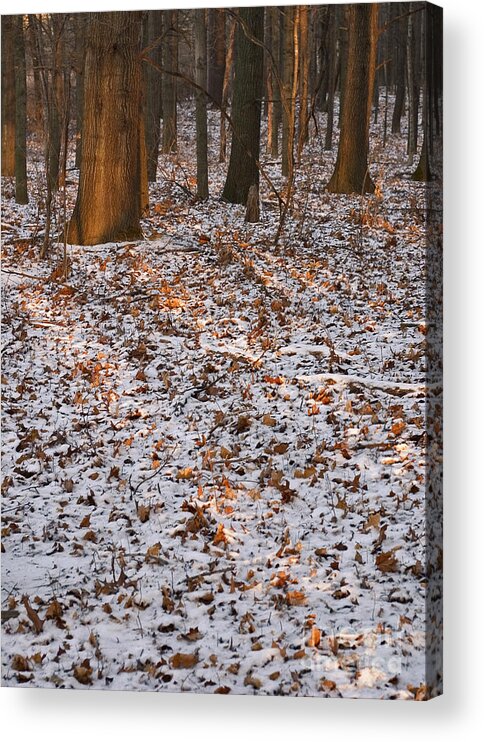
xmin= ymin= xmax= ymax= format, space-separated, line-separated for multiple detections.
xmin=170 ymin=652 xmax=199 ymax=669
xmin=376 ymin=550 xmax=399 ymax=573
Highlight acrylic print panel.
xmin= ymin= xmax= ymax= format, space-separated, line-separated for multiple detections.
xmin=1 ymin=3 xmax=442 ymax=699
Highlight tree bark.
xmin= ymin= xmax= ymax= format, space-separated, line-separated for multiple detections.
xmin=207 ymin=8 xmax=225 ymax=107
xmin=222 ymin=7 xmax=264 ymax=205
xmin=324 ymin=6 xmax=337 ymax=151
xmin=1 ymin=16 xmax=16 ymax=177
xmin=142 ymin=10 xmax=163 ymax=181
xmin=406 ymin=4 xmax=420 ymax=160
xmin=281 ymin=6 xmax=295 ymax=177
xmin=219 ymin=17 xmax=235 ymax=163
xmin=327 ymin=4 xmax=377 ymax=195
xmin=267 ymin=6 xmax=281 ymax=157
xmin=412 ymin=4 xmax=432 ymax=181
xmin=67 ymin=12 xmax=143 ymax=245
xmin=194 ymin=8 xmax=209 ymax=199
xmin=161 ymin=9 xmax=178 ymax=154
xmin=297 ymin=5 xmax=310 ymax=161
xmin=14 ymin=15 xmax=28 ymax=204
xmin=74 ymin=14 xmax=86 ymax=169
xmin=391 ymin=2 xmax=407 ymax=135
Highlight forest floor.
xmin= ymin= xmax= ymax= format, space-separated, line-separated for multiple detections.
xmin=1 ymin=105 xmax=441 ymax=698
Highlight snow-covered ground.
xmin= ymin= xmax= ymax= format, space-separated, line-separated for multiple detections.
xmin=1 ymin=102 xmax=442 ymax=698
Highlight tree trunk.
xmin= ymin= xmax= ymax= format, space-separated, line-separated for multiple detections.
xmin=46 ymin=14 xmax=65 ymax=194
xmin=207 ymin=8 xmax=225 ymax=107
xmin=267 ymin=6 xmax=281 ymax=157
xmin=222 ymin=7 xmax=264 ymax=205
xmin=161 ymin=9 xmax=178 ymax=154
xmin=406 ymin=4 xmax=420 ymax=160
xmin=27 ymin=16 xmax=43 ymax=131
xmin=281 ymin=6 xmax=295 ymax=177
xmin=142 ymin=10 xmax=163 ymax=181
xmin=324 ymin=6 xmax=337 ymax=151
xmin=219 ymin=17 xmax=235 ymax=163
xmin=327 ymin=4 xmax=377 ymax=194
xmin=297 ymin=5 xmax=310 ymax=161
xmin=391 ymin=2 xmax=407 ymax=135
xmin=194 ymin=8 xmax=208 ymax=200
xmin=1 ymin=16 xmax=16 ymax=177
xmin=67 ymin=12 xmax=143 ymax=245
xmin=74 ymin=14 xmax=86 ymax=169
xmin=14 ymin=15 xmax=28 ymax=204
xmin=412 ymin=4 xmax=432 ymax=181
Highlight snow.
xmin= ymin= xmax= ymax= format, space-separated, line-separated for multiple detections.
xmin=1 ymin=99 xmax=442 ymax=699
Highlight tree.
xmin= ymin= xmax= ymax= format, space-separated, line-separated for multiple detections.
xmin=142 ymin=10 xmax=163 ymax=181
xmin=161 ymin=9 xmax=178 ymax=154
xmin=1 ymin=16 xmax=16 ymax=177
xmin=194 ymin=8 xmax=208 ymax=199
xmin=222 ymin=7 xmax=264 ymax=206
xmin=391 ymin=2 xmax=407 ymax=135
xmin=207 ymin=8 xmax=225 ymax=107
xmin=327 ymin=4 xmax=378 ymax=194
xmin=67 ymin=12 xmax=144 ymax=245
xmin=14 ymin=15 xmax=28 ymax=204
xmin=324 ymin=6 xmax=338 ymax=151
xmin=281 ymin=6 xmax=296 ymax=177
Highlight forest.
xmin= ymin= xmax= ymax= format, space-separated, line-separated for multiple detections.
xmin=1 ymin=3 xmax=443 ymax=699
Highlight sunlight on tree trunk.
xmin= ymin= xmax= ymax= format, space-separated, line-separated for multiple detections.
xmin=67 ymin=12 xmax=143 ymax=246
xmin=327 ymin=4 xmax=378 ymax=195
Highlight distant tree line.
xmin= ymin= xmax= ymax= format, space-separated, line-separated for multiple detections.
xmin=0 ymin=4 xmax=442 ymax=247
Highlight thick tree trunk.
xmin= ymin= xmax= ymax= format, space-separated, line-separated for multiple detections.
xmin=14 ymin=15 xmax=28 ymax=204
xmin=194 ymin=8 xmax=208 ymax=200
xmin=207 ymin=8 xmax=225 ymax=107
xmin=222 ymin=7 xmax=264 ymax=205
xmin=67 ymin=12 xmax=143 ymax=245
xmin=1 ymin=16 xmax=16 ymax=177
xmin=161 ymin=9 xmax=177 ymax=154
xmin=142 ymin=10 xmax=163 ymax=181
xmin=327 ymin=4 xmax=377 ymax=194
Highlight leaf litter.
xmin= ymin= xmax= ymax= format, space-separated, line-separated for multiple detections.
xmin=1 ymin=102 xmax=441 ymax=699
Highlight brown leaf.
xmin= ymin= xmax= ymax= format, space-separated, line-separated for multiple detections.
xmin=170 ymin=652 xmax=199 ymax=669
xmin=73 ymin=662 xmax=93 ymax=685
xmin=306 ymin=627 xmax=322 ymax=648
xmin=262 ymin=414 xmax=277 ymax=427
xmin=137 ymin=504 xmax=150 ymax=523
xmin=178 ymin=627 xmax=203 ymax=642
xmin=45 ymin=599 xmax=63 ymax=620
xmin=213 ymin=523 xmax=227 ymax=546
xmin=375 ymin=550 xmax=399 ymax=573
xmin=21 ymin=595 xmax=44 ymax=634
xmin=286 ymin=590 xmax=307 ymax=607
xmin=244 ymin=673 xmax=262 ymax=690
xmin=11 ymin=654 xmax=30 ymax=671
